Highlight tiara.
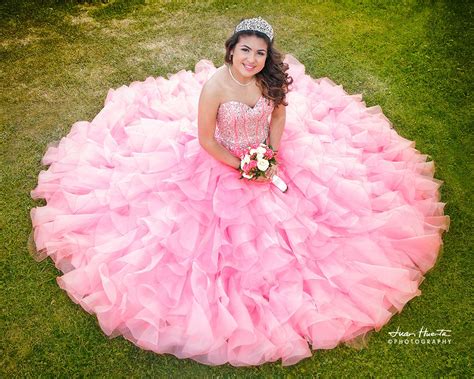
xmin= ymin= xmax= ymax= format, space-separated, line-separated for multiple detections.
xmin=234 ymin=16 xmax=274 ymax=41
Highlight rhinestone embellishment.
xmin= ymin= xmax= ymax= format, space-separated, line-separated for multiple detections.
xmin=215 ymin=97 xmax=274 ymax=156
xmin=234 ymin=16 xmax=274 ymax=41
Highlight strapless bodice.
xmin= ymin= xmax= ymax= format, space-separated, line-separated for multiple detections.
xmin=215 ymin=96 xmax=274 ymax=156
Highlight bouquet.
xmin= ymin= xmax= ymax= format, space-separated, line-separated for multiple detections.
xmin=238 ymin=143 xmax=288 ymax=193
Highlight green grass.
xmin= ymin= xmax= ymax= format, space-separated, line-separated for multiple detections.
xmin=1 ymin=0 xmax=472 ymax=377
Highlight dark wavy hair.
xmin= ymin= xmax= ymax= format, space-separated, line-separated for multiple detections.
xmin=224 ymin=29 xmax=293 ymax=107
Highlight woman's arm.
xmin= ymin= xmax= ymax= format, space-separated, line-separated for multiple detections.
xmin=197 ymin=83 xmax=241 ymax=169
xmin=259 ymin=102 xmax=286 ymax=181
xmin=268 ymin=102 xmax=286 ymax=151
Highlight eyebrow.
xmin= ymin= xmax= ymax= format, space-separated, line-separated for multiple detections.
xmin=240 ymin=44 xmax=267 ymax=52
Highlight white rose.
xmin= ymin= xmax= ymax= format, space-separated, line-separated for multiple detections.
xmin=249 ymin=148 xmax=257 ymax=155
xmin=242 ymin=173 xmax=254 ymax=179
xmin=256 ymin=146 xmax=266 ymax=154
xmin=257 ymin=159 xmax=269 ymax=171
xmin=256 ymin=153 xmax=264 ymax=160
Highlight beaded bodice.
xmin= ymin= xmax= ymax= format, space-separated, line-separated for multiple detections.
xmin=215 ymin=96 xmax=274 ymax=156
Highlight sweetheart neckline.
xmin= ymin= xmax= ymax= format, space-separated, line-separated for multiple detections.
xmin=219 ymin=95 xmax=264 ymax=110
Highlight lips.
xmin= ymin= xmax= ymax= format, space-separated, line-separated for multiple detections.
xmin=243 ymin=64 xmax=256 ymax=72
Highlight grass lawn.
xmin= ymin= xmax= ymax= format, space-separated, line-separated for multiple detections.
xmin=1 ymin=0 xmax=472 ymax=377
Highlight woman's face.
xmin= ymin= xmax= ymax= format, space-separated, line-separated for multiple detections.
xmin=230 ymin=35 xmax=268 ymax=79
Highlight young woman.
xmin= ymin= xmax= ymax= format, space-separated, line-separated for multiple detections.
xmin=30 ymin=17 xmax=449 ymax=366
xmin=198 ymin=19 xmax=291 ymax=181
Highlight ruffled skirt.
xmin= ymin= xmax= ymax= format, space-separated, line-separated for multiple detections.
xmin=30 ymin=55 xmax=449 ymax=366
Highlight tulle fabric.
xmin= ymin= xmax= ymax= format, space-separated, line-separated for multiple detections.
xmin=30 ymin=54 xmax=449 ymax=366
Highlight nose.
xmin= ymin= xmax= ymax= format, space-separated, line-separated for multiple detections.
xmin=247 ymin=53 xmax=257 ymax=64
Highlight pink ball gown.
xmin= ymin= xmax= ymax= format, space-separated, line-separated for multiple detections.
xmin=30 ymin=54 xmax=449 ymax=366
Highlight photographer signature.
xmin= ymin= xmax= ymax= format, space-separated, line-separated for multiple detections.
xmin=388 ymin=326 xmax=452 ymax=338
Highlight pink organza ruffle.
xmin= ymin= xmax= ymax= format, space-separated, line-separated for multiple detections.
xmin=30 ymin=54 xmax=449 ymax=366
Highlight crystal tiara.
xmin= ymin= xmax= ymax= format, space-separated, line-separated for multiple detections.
xmin=234 ymin=16 xmax=274 ymax=41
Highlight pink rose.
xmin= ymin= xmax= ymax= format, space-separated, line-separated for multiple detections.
xmin=264 ymin=149 xmax=274 ymax=159
xmin=248 ymin=160 xmax=258 ymax=170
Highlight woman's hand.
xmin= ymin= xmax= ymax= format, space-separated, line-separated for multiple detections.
xmin=254 ymin=163 xmax=278 ymax=182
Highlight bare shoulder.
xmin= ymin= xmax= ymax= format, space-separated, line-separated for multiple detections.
xmin=199 ymin=66 xmax=226 ymax=108
xmin=202 ymin=66 xmax=226 ymax=94
xmin=272 ymin=101 xmax=286 ymax=118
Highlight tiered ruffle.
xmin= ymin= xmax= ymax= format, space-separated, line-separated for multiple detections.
xmin=30 ymin=54 xmax=449 ymax=366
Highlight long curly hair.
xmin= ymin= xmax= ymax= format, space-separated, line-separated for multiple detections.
xmin=224 ymin=29 xmax=293 ymax=107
